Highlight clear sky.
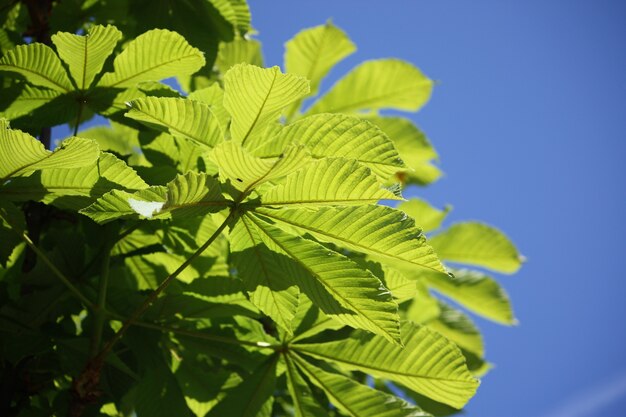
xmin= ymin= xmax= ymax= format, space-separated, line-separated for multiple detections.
xmin=247 ymin=1 xmax=626 ymax=416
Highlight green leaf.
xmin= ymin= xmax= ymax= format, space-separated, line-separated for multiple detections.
xmin=369 ymin=117 xmax=441 ymax=186
xmin=209 ymin=0 xmax=251 ymax=36
xmin=398 ymin=198 xmax=450 ymax=233
xmin=223 ymin=64 xmax=309 ymax=144
xmin=245 ymin=213 xmax=401 ymax=344
xmin=0 ymin=120 xmax=99 ymax=180
xmin=292 ymin=354 xmax=432 ymax=417
xmin=426 ymin=302 xmax=484 ymax=358
xmin=429 ymin=222 xmax=524 ymax=273
xmin=405 ymin=281 xmax=441 ymax=325
xmin=255 ymin=205 xmax=445 ymax=274
xmin=212 ymin=141 xmax=310 ymax=192
xmin=284 ymin=22 xmax=355 ymax=98
xmin=0 ymin=84 xmax=62 ymax=120
xmin=294 ymin=321 xmax=479 ymax=409
xmin=0 ymin=152 xmax=148 ymax=210
xmin=126 ymin=97 xmax=223 ymax=148
xmin=0 ymin=43 xmax=74 ymax=92
xmin=0 ymin=200 xmax=24 ymax=267
xmin=80 ymin=172 xmax=230 ymax=223
xmin=80 ymin=186 xmax=167 ymax=224
xmin=188 ymin=83 xmax=230 ymax=129
xmin=216 ymin=38 xmax=263 ymax=74
xmin=283 ymin=353 xmax=327 ymax=417
xmin=259 ymin=158 xmax=401 ymax=207
xmin=230 ymin=215 xmax=300 ymax=332
xmin=306 ymin=59 xmax=432 ymax=115
xmin=206 ymin=355 xmax=278 ymax=417
xmin=425 ymin=268 xmax=515 ymax=325
xmin=248 ymin=113 xmax=405 ymax=181
xmin=98 ymin=29 xmax=205 ymax=88
xmin=51 ymin=25 xmax=122 ymax=90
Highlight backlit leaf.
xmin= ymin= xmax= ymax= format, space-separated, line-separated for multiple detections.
xmin=259 ymin=158 xmax=400 ymax=207
xmin=0 ymin=120 xmax=99 ymax=180
xmin=255 ymin=205 xmax=445 ymax=274
xmin=249 ymin=113 xmax=404 ymax=180
xmin=246 ymin=213 xmax=401 ymax=344
xmin=98 ymin=29 xmax=205 ymax=88
xmin=126 ymin=97 xmax=223 ymax=148
xmin=307 ymin=59 xmax=432 ymax=115
xmin=223 ymin=64 xmax=309 ymax=144
xmin=0 ymin=43 xmax=74 ymax=92
xmin=430 ymin=222 xmax=524 ymax=273
xmin=51 ymin=25 xmax=122 ymax=90
xmin=295 ymin=321 xmax=479 ymax=409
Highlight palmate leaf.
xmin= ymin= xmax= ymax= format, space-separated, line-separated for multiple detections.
xmin=223 ymin=64 xmax=309 ymax=145
xmin=80 ymin=172 xmax=231 ymax=223
xmin=0 ymin=152 xmax=148 ymax=210
xmin=430 ymin=222 xmax=524 ymax=273
xmin=258 ymin=158 xmax=401 ymax=207
xmin=0 ymin=120 xmax=99 ymax=181
xmin=126 ymin=97 xmax=223 ymax=148
xmin=285 ymin=22 xmax=355 ymax=97
xmin=244 ymin=213 xmax=401 ymax=344
xmin=398 ymin=198 xmax=450 ymax=233
xmin=292 ymin=354 xmax=432 ymax=417
xmin=51 ymin=25 xmax=122 ymax=90
xmin=230 ymin=216 xmax=300 ymax=332
xmin=425 ymin=268 xmax=515 ymax=325
xmin=255 ymin=205 xmax=445 ymax=274
xmin=248 ymin=113 xmax=405 ymax=181
xmin=206 ymin=355 xmax=278 ymax=417
xmin=0 ymin=43 xmax=74 ymax=92
xmin=212 ymin=141 xmax=310 ymax=192
xmin=283 ymin=353 xmax=327 ymax=417
xmin=294 ymin=321 xmax=479 ymax=409
xmin=369 ymin=116 xmax=441 ymax=185
xmin=98 ymin=29 xmax=205 ymax=88
xmin=306 ymin=59 xmax=433 ymax=115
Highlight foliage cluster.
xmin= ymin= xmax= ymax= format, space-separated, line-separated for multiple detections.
xmin=0 ymin=1 xmax=523 ymax=416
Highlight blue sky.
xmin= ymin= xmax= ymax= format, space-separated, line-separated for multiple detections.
xmin=247 ymin=1 xmax=626 ymax=416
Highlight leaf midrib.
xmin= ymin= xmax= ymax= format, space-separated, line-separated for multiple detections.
xmin=103 ymin=52 xmax=200 ymax=88
xmin=293 ymin=345 xmax=476 ymax=385
xmin=312 ymin=79 xmax=431 ymax=114
xmin=240 ymin=68 xmax=278 ymax=145
xmin=259 ymin=209 xmax=444 ymax=274
xmin=246 ymin=213 xmax=395 ymax=341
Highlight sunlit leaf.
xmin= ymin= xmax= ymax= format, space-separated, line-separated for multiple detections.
xmin=430 ymin=222 xmax=524 ymax=273
xmin=51 ymin=25 xmax=122 ymax=90
xmin=258 ymin=158 xmax=400 ymax=207
xmin=0 ymin=43 xmax=74 ymax=92
xmin=398 ymin=198 xmax=450 ymax=233
xmin=98 ymin=29 xmax=205 ymax=88
xmin=126 ymin=97 xmax=223 ymax=148
xmin=255 ymin=205 xmax=445 ymax=274
xmin=295 ymin=321 xmax=479 ymax=409
xmin=293 ymin=354 xmax=432 ymax=417
xmin=284 ymin=21 xmax=355 ymax=119
xmin=0 ymin=119 xmax=99 ymax=181
xmin=223 ymin=64 xmax=309 ymax=144
xmin=245 ymin=213 xmax=401 ymax=344
xmin=248 ymin=113 xmax=405 ymax=180
xmin=307 ymin=59 xmax=432 ymax=115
